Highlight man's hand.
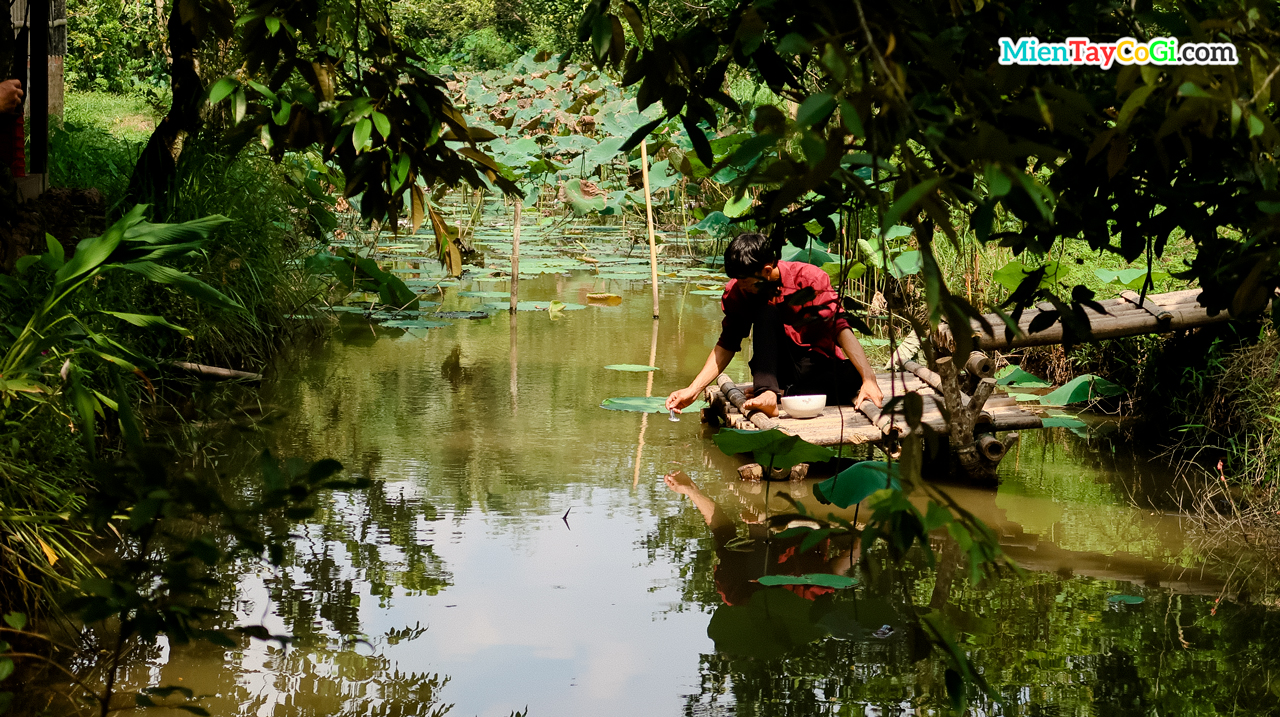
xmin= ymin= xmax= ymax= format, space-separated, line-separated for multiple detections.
xmin=0 ymin=80 xmax=23 ymax=115
xmin=666 ymin=386 xmax=702 ymax=412
xmin=855 ymin=380 xmax=884 ymax=408
xmin=742 ymin=389 xmax=778 ymax=417
xmin=663 ymin=470 xmax=698 ymax=497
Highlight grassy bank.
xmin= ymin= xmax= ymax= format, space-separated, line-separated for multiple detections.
xmin=0 ymin=91 xmax=331 ymax=616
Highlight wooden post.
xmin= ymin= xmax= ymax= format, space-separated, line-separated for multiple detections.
xmin=640 ymin=138 xmax=660 ymax=319
xmin=509 ymin=201 xmax=521 ymax=312
xmin=28 ymin=0 xmax=48 ymax=175
xmin=936 ymin=357 xmax=964 ymax=448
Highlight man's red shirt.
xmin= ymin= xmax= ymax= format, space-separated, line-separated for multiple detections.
xmin=717 ymin=260 xmax=851 ymax=360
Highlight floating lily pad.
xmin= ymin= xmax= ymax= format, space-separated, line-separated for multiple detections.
xmin=458 ymin=290 xmax=511 ymax=298
xmin=996 ymin=365 xmax=1052 ymax=387
xmin=1040 ymin=374 xmax=1127 ymax=405
xmin=1041 ymin=415 xmax=1087 ymax=429
xmin=485 ymin=301 xmax=587 ymax=312
xmin=600 ymin=396 xmax=708 ymax=413
xmin=756 ymin=574 xmax=858 ymax=589
xmin=1107 ymin=594 xmax=1145 ymax=604
xmin=432 ymin=311 xmax=492 ymax=320
xmin=604 ymin=364 xmax=659 ymax=372
xmin=1005 ymin=391 xmax=1042 ymax=402
xmin=690 ymin=289 xmax=723 ymax=296
xmin=380 ymin=319 xmax=451 ymax=328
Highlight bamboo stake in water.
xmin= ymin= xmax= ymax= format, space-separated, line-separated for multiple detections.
xmin=640 ymin=139 xmax=660 ymax=319
xmin=633 ymin=318 xmax=661 ymax=488
xmin=510 ymin=201 xmax=522 ymax=311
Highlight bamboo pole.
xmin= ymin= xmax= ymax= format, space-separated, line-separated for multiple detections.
xmin=510 ymin=202 xmax=521 ymax=312
xmin=640 ymin=138 xmax=660 ymax=319
xmin=634 ymin=318 xmax=661 ymax=487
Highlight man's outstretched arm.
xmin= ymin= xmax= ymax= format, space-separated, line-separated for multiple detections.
xmin=666 ymin=344 xmax=735 ymax=411
xmin=838 ymin=328 xmax=884 ymax=407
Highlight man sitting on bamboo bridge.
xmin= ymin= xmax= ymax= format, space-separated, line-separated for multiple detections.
xmin=666 ymin=232 xmax=883 ymax=417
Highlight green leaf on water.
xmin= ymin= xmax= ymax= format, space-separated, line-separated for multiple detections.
xmin=756 ymin=573 xmax=857 ymax=589
xmin=458 ymin=290 xmax=511 ymax=298
xmin=486 ymin=301 xmax=587 ymax=312
xmin=1108 ymin=594 xmax=1145 ymax=604
xmin=995 ymin=365 xmax=1051 ymax=387
xmin=690 ymin=290 xmax=723 ymax=296
xmin=813 ymin=461 xmax=901 ymax=508
xmin=600 ymin=396 xmax=708 ymax=413
xmin=712 ymin=428 xmax=836 ymax=470
xmin=1040 ymin=374 xmax=1126 ymax=405
xmin=1041 ymin=415 xmax=1087 ymax=429
xmin=604 ymin=364 xmax=659 ymax=372
xmin=380 ymin=319 xmax=451 ymax=328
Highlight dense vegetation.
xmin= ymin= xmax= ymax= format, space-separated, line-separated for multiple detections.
xmin=2 ymin=0 xmax=1280 ymax=712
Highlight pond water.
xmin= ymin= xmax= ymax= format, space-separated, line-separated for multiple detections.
xmin=120 ymin=265 xmax=1280 ymax=716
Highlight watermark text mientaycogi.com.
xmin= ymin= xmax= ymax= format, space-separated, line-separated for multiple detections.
xmin=999 ymin=37 xmax=1239 ymax=69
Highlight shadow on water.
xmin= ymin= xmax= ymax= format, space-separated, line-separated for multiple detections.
xmin=109 ymin=268 xmax=1280 ymax=717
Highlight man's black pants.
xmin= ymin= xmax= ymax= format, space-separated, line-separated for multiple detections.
xmin=747 ymin=305 xmax=863 ymax=404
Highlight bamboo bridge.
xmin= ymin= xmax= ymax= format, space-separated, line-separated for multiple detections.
xmin=703 ymin=287 xmax=1238 ymax=479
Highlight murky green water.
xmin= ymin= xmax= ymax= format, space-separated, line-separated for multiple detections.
xmin=120 ymin=266 xmax=1280 ymax=716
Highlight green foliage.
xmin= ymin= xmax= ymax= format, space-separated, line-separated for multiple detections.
xmin=0 ymin=207 xmax=234 ymax=441
xmin=1039 ymin=374 xmax=1127 ymax=406
xmin=813 ymin=460 xmax=901 ymax=508
xmin=66 ymin=0 xmax=169 ymax=92
xmin=583 ymin=0 xmax=1280 ymax=358
xmin=711 ymin=427 xmax=836 ymax=470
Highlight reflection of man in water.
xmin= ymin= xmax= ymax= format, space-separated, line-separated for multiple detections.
xmin=663 ymin=471 xmax=857 ymax=605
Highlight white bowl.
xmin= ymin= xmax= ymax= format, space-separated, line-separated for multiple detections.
xmin=780 ymin=394 xmax=826 ymax=419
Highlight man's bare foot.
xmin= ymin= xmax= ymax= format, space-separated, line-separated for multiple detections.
xmin=742 ymin=389 xmax=778 ymax=417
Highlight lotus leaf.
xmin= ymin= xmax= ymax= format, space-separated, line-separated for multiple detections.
xmin=1107 ymin=594 xmax=1145 ymax=604
xmin=782 ymin=244 xmax=838 ymax=267
xmin=380 ymin=319 xmax=451 ymax=328
xmin=993 ymin=260 xmax=1064 ymax=292
xmin=723 ymin=193 xmax=754 ymax=218
xmin=600 ymin=396 xmax=708 ymax=413
xmin=604 ymin=364 xmax=660 ymax=372
xmin=996 ymin=366 xmax=1051 ymax=387
xmin=486 ymin=301 xmax=587 ymax=312
xmin=813 ymin=461 xmax=902 ymax=508
xmin=1039 ymin=374 xmax=1126 ymax=405
xmin=690 ymin=290 xmax=723 ymax=296
xmin=756 ymin=574 xmax=857 ymax=589
xmin=1095 ymin=267 xmax=1170 ymax=290
xmin=458 ymin=291 xmax=511 ymax=298
xmin=712 ymin=428 xmax=836 ymax=471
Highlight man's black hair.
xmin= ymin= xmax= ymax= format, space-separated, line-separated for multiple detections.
xmin=723 ymin=233 xmax=777 ymax=279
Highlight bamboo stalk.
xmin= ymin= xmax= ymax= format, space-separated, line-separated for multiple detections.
xmin=510 ymin=202 xmax=521 ymax=311
xmin=168 ymin=362 xmax=262 ymax=382
xmin=640 ymin=138 xmax=660 ymax=319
